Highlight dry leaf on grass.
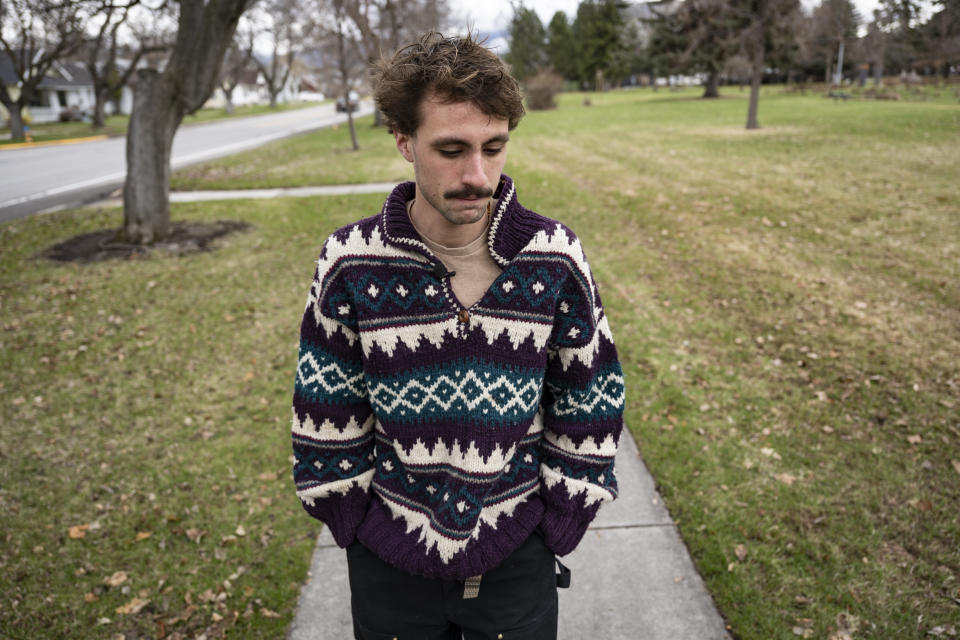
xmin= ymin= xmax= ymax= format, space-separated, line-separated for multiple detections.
xmin=116 ymin=597 xmax=150 ymax=615
xmin=135 ymin=531 xmax=152 ymax=541
xmin=104 ymin=571 xmax=128 ymax=587
xmin=68 ymin=524 xmax=89 ymax=539
xmin=185 ymin=528 xmax=206 ymax=543
xmin=951 ymin=460 xmax=960 ymax=476
xmin=260 ymin=608 xmax=281 ymax=618
xmin=735 ymin=544 xmax=748 ymax=562
xmin=775 ymin=473 xmax=798 ymax=486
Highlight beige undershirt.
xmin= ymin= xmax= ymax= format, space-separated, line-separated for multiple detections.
xmin=408 ymin=200 xmax=503 ymax=308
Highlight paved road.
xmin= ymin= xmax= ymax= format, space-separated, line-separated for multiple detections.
xmin=0 ymin=101 xmax=373 ymax=223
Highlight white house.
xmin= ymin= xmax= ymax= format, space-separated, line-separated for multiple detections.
xmin=1 ymin=53 xmax=97 ymax=125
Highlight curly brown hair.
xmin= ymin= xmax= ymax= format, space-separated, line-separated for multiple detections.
xmin=373 ymin=31 xmax=525 ymax=135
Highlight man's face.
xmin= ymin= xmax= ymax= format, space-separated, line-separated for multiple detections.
xmin=395 ymin=94 xmax=510 ymax=227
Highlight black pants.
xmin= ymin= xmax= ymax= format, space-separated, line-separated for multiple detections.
xmin=346 ymin=533 xmax=559 ymax=640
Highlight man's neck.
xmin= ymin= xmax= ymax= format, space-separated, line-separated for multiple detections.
xmin=408 ymin=197 xmax=490 ymax=249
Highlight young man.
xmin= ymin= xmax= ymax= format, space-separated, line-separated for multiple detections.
xmin=292 ymin=32 xmax=625 ymax=639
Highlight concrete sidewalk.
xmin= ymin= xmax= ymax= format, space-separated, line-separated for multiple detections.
xmin=85 ymin=183 xmax=398 ymax=211
xmin=286 ymin=429 xmax=731 ymax=640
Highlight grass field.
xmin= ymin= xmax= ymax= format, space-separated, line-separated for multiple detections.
xmin=2 ymin=85 xmax=959 ymax=639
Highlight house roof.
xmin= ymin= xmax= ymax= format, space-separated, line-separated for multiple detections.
xmin=1 ymin=51 xmax=93 ymax=89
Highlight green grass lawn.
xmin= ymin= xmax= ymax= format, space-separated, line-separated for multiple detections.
xmin=0 ymin=100 xmax=329 ymax=147
xmin=2 ymin=85 xmax=959 ymax=639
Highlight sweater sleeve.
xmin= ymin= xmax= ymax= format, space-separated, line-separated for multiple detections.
xmin=538 ymin=255 xmax=625 ymax=556
xmin=291 ymin=246 xmax=374 ymax=547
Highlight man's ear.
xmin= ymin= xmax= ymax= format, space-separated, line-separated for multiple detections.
xmin=395 ymin=130 xmax=414 ymax=163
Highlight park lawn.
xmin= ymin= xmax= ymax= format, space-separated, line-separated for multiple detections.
xmin=1 ymin=85 xmax=958 ymax=639
xmin=0 ymin=100 xmax=328 ymax=147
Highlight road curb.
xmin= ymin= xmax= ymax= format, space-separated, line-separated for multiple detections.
xmin=0 ymin=135 xmax=109 ymax=151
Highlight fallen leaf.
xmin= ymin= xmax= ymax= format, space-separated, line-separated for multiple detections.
xmin=69 ymin=524 xmax=90 ymax=539
xmin=104 ymin=571 xmax=128 ymax=587
xmin=84 ymin=592 xmax=99 ymax=603
xmin=221 ymin=535 xmax=238 ymax=546
xmin=260 ymin=608 xmax=281 ymax=618
xmin=735 ymin=544 xmax=748 ymax=562
xmin=792 ymin=626 xmax=813 ymax=638
xmin=116 ymin=597 xmax=150 ymax=615
xmin=258 ymin=471 xmax=277 ymax=481
xmin=185 ymin=528 xmax=205 ymax=544
xmin=952 ymin=460 xmax=960 ymax=476
xmin=135 ymin=531 xmax=152 ymax=541
xmin=907 ymin=435 xmax=923 ymax=445
xmin=235 ymin=525 xmax=246 ymax=537
xmin=775 ymin=473 xmax=798 ymax=486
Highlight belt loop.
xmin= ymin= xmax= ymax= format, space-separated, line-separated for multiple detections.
xmin=463 ymin=574 xmax=482 ymax=599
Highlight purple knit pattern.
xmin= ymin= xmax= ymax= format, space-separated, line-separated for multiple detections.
xmin=292 ymin=174 xmax=625 ymax=579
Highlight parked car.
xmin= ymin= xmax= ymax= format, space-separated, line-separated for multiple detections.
xmin=335 ymin=91 xmax=359 ymax=113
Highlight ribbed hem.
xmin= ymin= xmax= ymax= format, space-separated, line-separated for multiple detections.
xmin=318 ymin=495 xmax=372 ymax=548
xmin=539 ymin=504 xmax=598 ymax=557
xmin=355 ymin=496 xmax=545 ymax=580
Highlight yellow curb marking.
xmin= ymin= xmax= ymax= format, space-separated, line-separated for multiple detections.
xmin=1 ymin=135 xmax=109 ymax=151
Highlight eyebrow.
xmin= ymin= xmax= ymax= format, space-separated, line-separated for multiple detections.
xmin=430 ymin=134 xmax=510 ymax=148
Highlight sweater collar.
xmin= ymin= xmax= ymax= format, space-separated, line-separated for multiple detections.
xmin=380 ymin=174 xmax=547 ymax=267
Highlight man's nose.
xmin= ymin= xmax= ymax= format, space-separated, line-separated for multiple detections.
xmin=461 ymin=151 xmax=486 ymax=187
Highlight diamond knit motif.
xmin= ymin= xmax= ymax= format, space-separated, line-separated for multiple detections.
xmin=368 ymin=369 xmax=542 ymax=422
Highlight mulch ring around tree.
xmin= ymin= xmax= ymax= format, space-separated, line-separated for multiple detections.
xmin=37 ymin=220 xmax=252 ymax=263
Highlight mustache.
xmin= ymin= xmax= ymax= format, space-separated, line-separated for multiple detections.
xmin=444 ymin=186 xmax=493 ymax=200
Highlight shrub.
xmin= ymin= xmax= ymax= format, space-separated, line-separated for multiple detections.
xmin=524 ymin=69 xmax=564 ymax=111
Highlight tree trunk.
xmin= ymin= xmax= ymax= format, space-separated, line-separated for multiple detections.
xmin=746 ymin=55 xmax=763 ymax=130
xmin=122 ymin=69 xmax=182 ymax=243
xmin=224 ymin=88 xmax=236 ymax=114
xmin=703 ymin=70 xmax=720 ymax=98
xmin=6 ymin=104 xmax=26 ymax=140
xmin=269 ymin=91 xmax=278 ymax=108
xmin=93 ymin=87 xmax=109 ymax=129
xmin=345 ymin=89 xmax=359 ymax=151
xmin=873 ymin=62 xmax=883 ymax=87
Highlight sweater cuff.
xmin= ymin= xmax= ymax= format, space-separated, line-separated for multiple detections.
xmin=319 ymin=496 xmax=371 ymax=548
xmin=539 ymin=506 xmax=595 ymax=556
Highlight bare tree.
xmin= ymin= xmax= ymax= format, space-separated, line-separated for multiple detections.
xmin=729 ymin=0 xmax=800 ymax=129
xmin=122 ymin=0 xmax=254 ymax=244
xmin=251 ymin=0 xmax=304 ymax=108
xmin=333 ymin=0 xmax=358 ymax=150
xmin=0 ymin=0 xmax=89 ymax=140
xmin=342 ymin=0 xmax=449 ymax=126
xmin=83 ymin=0 xmax=170 ymax=129
xmin=218 ymin=26 xmax=254 ymax=114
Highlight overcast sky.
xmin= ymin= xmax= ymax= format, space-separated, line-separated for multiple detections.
xmin=446 ymin=0 xmax=885 ymax=52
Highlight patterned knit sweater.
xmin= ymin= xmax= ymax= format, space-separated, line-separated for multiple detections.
xmin=292 ymin=174 xmax=625 ymax=580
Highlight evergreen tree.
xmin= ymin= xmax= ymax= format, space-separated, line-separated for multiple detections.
xmin=572 ymin=0 xmax=629 ymax=89
xmin=546 ymin=11 xmax=577 ymax=81
xmin=504 ymin=3 xmax=547 ymax=81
